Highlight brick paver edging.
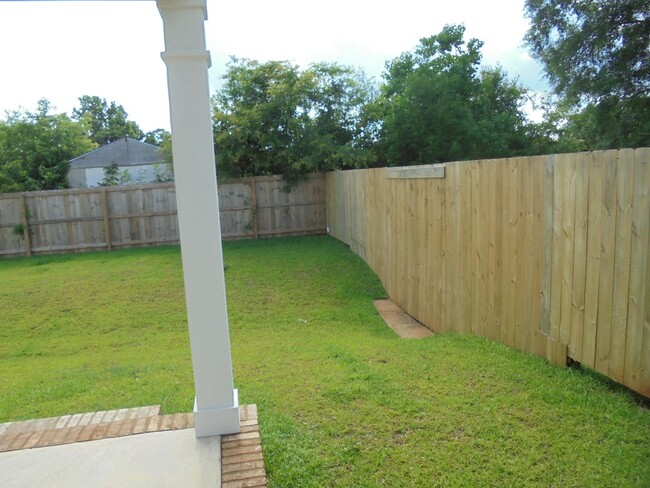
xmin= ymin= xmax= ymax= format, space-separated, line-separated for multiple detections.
xmin=222 ymin=404 xmax=268 ymax=487
xmin=0 ymin=405 xmax=192 ymax=453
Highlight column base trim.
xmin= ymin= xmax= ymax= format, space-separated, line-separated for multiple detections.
xmin=193 ymin=389 xmax=240 ymax=437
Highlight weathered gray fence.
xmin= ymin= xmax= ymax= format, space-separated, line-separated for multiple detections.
xmin=0 ymin=174 xmax=326 ymax=257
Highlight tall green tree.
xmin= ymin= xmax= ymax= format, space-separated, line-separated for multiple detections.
xmin=0 ymin=100 xmax=95 ymax=193
xmin=143 ymin=128 xmax=170 ymax=146
xmin=378 ymin=25 xmax=531 ymax=165
xmin=72 ymin=95 xmax=144 ymax=146
xmin=212 ymin=57 xmax=378 ymax=180
xmin=524 ymin=0 xmax=650 ymax=148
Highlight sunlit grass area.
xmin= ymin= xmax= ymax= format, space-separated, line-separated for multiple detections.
xmin=1 ymin=236 xmax=648 ymax=486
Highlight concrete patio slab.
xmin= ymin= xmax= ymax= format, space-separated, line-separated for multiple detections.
xmin=0 ymin=428 xmax=221 ymax=488
xmin=374 ymin=299 xmax=434 ymax=339
xmin=0 ymin=404 xmax=267 ymax=488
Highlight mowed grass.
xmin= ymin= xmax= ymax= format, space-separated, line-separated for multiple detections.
xmin=1 ymin=236 xmax=648 ymax=487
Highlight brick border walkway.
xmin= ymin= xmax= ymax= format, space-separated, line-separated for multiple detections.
xmin=0 ymin=404 xmax=267 ymax=487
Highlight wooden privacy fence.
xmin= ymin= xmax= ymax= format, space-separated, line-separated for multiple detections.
xmin=0 ymin=174 xmax=326 ymax=257
xmin=326 ymin=148 xmax=650 ymax=398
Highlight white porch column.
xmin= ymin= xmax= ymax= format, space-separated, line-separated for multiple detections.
xmin=156 ymin=0 xmax=240 ymax=437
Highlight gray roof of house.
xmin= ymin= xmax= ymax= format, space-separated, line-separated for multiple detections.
xmin=70 ymin=137 xmax=162 ymax=169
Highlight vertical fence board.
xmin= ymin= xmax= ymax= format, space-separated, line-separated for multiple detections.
xmin=478 ymin=161 xmax=490 ymax=338
xmin=515 ymin=157 xmax=528 ymax=351
xmin=581 ymin=151 xmax=603 ymax=368
xmin=559 ymin=153 xmax=577 ymax=347
xmin=408 ymin=179 xmax=418 ymax=316
xmin=461 ymin=163 xmax=473 ymax=334
xmin=102 ymin=188 xmax=112 ymax=249
xmin=468 ymin=161 xmax=478 ymax=336
xmin=493 ymin=160 xmax=504 ymax=341
xmin=642 ymin=202 xmax=650 ymax=397
xmin=499 ymin=160 xmax=513 ymax=345
xmin=364 ymin=170 xmax=383 ymax=283
xmin=609 ymin=149 xmax=635 ymax=382
xmin=486 ymin=161 xmax=498 ymax=341
xmin=529 ymin=157 xmax=545 ymax=354
xmin=357 ymin=172 xmax=367 ymax=260
xmin=522 ymin=157 xmax=536 ymax=353
xmin=416 ymin=179 xmax=427 ymax=322
xmin=422 ymin=178 xmax=434 ymax=329
xmin=595 ymin=150 xmax=619 ymax=375
xmin=624 ymin=148 xmax=649 ymax=391
xmin=445 ymin=163 xmax=460 ymax=333
xmin=503 ymin=158 xmax=519 ymax=348
xmin=393 ymin=180 xmax=406 ymax=307
xmin=415 ymin=180 xmax=428 ymax=323
xmin=439 ymin=177 xmax=447 ymax=330
xmin=539 ymin=156 xmax=554 ymax=335
xmin=63 ymin=193 xmax=74 ymax=246
xmin=384 ymin=178 xmax=395 ymax=303
xmin=549 ymin=156 xmax=564 ymax=343
xmin=448 ymin=164 xmax=468 ymax=331
xmin=20 ymin=194 xmax=31 ymax=256
xmin=431 ymin=177 xmax=445 ymax=330
xmin=400 ymin=180 xmax=411 ymax=312
xmin=569 ymin=153 xmax=590 ymax=361
xmin=0 ymin=196 xmax=23 ymax=256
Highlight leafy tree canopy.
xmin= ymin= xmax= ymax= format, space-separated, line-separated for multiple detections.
xmin=72 ymin=95 xmax=144 ymax=146
xmin=0 ymin=99 xmax=95 ymax=193
xmin=379 ymin=24 xmax=532 ymax=165
xmin=524 ymin=0 xmax=650 ymax=149
xmin=524 ymin=0 xmax=649 ymax=103
xmin=212 ymin=57 xmax=378 ymax=180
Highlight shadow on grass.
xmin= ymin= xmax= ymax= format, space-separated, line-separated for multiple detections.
xmin=572 ymin=363 xmax=650 ymax=409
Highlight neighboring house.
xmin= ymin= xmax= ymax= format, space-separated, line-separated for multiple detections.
xmin=68 ymin=137 xmax=170 ymax=188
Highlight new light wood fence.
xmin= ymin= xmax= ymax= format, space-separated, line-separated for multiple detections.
xmin=0 ymin=174 xmax=326 ymax=257
xmin=326 ymin=149 xmax=650 ymax=398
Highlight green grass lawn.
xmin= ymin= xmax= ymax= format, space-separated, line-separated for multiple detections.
xmin=1 ymin=236 xmax=648 ymax=487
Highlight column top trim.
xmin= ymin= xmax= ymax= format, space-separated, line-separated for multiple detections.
xmin=161 ymin=50 xmax=211 ymax=66
xmin=157 ymin=0 xmax=207 ymax=20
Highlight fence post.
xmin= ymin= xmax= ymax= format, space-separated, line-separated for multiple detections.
xmin=19 ymin=193 xmax=31 ymax=257
xmin=102 ymin=188 xmax=112 ymax=251
xmin=251 ymin=178 xmax=259 ymax=239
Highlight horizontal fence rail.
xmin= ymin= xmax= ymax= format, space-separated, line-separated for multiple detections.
xmin=326 ymin=149 xmax=650 ymax=398
xmin=0 ymin=174 xmax=326 ymax=257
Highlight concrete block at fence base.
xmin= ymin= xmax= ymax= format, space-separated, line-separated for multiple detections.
xmin=374 ymin=300 xmax=434 ymax=339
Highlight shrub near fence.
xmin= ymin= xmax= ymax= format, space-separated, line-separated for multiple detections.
xmin=326 ymin=148 xmax=650 ymax=398
xmin=0 ymin=174 xmax=326 ymax=257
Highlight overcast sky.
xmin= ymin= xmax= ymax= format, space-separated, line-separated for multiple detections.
xmin=0 ymin=0 xmax=547 ymax=132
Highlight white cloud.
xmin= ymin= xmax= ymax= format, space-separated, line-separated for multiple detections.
xmin=0 ymin=1 xmax=167 ymax=131
xmin=0 ymin=0 xmax=547 ymax=132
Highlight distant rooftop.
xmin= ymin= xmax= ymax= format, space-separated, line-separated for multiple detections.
xmin=70 ymin=137 xmax=162 ymax=169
